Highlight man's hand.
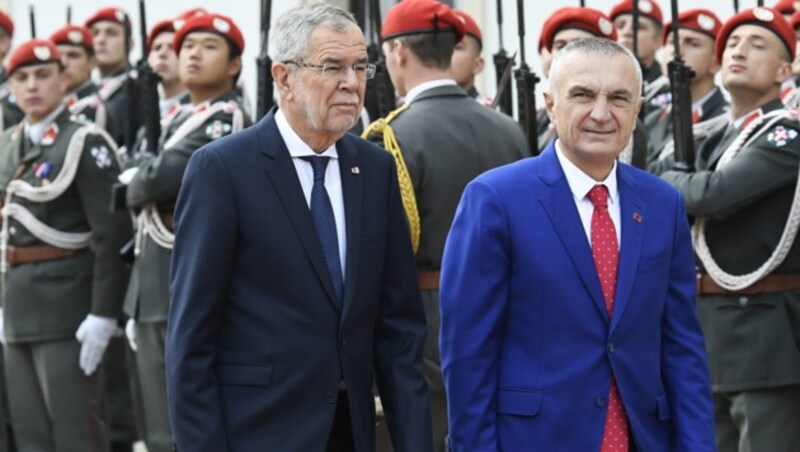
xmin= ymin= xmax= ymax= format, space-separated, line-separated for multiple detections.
xmin=75 ymin=314 xmax=118 ymax=376
xmin=125 ymin=318 xmax=137 ymax=352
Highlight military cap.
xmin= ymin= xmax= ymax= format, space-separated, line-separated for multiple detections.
xmin=172 ymin=8 xmax=208 ymax=31
xmin=540 ymin=7 xmax=617 ymax=52
xmin=772 ymin=0 xmax=799 ymax=15
xmin=147 ymin=20 xmax=175 ymax=52
xmin=6 ymin=39 xmax=61 ymax=75
xmin=663 ymin=9 xmax=722 ymax=44
xmin=49 ymin=25 xmax=94 ymax=52
xmin=85 ymin=7 xmax=130 ymax=32
xmin=381 ymin=0 xmax=465 ymax=43
xmin=0 ymin=10 xmax=13 ymax=37
xmin=173 ymin=13 xmax=244 ymax=55
xmin=538 ymin=7 xmax=571 ymax=52
xmin=715 ymin=7 xmax=795 ymax=63
xmin=609 ymin=0 xmax=664 ymax=26
xmin=453 ymin=9 xmax=482 ymax=48
xmin=792 ymin=10 xmax=800 ymax=28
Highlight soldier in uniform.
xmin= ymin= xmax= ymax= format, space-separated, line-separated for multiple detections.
xmin=780 ymin=11 xmax=800 ymax=107
xmin=86 ymin=7 xmax=142 ymax=149
xmin=645 ymin=9 xmax=729 ymax=173
xmin=450 ymin=10 xmax=492 ymax=108
xmin=123 ymin=13 xmax=249 ymax=452
xmin=0 ymin=39 xmax=131 ymax=451
xmin=49 ymin=24 xmax=113 ymax=131
xmin=610 ymin=0 xmax=670 ymax=114
xmin=0 ymin=11 xmax=22 ymax=132
xmin=661 ymin=7 xmax=800 ymax=451
xmin=364 ymin=1 xmax=527 ymax=449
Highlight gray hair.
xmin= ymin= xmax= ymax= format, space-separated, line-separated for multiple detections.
xmin=270 ymin=2 xmax=358 ymax=62
xmin=548 ymin=37 xmax=643 ymax=99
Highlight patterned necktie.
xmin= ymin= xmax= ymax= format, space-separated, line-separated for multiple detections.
xmin=588 ymin=185 xmax=629 ymax=452
xmin=302 ymin=156 xmax=344 ymax=307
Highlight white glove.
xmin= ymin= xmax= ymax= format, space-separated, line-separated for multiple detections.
xmin=0 ymin=308 xmax=5 ymax=346
xmin=75 ymin=314 xmax=118 ymax=376
xmin=125 ymin=318 xmax=137 ymax=352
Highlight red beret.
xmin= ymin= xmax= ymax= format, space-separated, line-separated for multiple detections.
xmin=49 ymin=25 xmax=94 ymax=52
xmin=609 ymin=0 xmax=664 ymax=26
xmin=172 ymin=8 xmax=209 ymax=31
xmin=716 ymin=7 xmax=796 ymax=64
xmin=538 ymin=7 xmax=571 ymax=52
xmin=663 ymin=9 xmax=722 ymax=44
xmin=6 ymin=40 xmax=61 ymax=75
xmin=85 ymin=7 xmax=130 ymax=33
xmin=772 ymin=0 xmax=799 ymax=14
xmin=147 ymin=20 xmax=175 ymax=52
xmin=382 ymin=0 xmax=465 ymax=43
xmin=453 ymin=9 xmax=481 ymax=47
xmin=0 ymin=11 xmax=13 ymax=37
xmin=540 ymin=7 xmax=617 ymax=52
xmin=792 ymin=10 xmax=800 ymax=28
xmin=173 ymin=13 xmax=244 ymax=55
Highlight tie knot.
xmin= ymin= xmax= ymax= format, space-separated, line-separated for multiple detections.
xmin=302 ymin=156 xmax=330 ymax=182
xmin=588 ymin=184 xmax=609 ymax=209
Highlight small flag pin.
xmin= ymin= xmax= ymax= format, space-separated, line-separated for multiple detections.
xmin=351 ymin=166 xmax=360 ymax=175
xmin=633 ymin=212 xmax=643 ymax=223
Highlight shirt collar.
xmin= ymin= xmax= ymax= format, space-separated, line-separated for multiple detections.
xmin=275 ymin=109 xmax=338 ymax=160
xmin=555 ymin=139 xmax=619 ymax=206
xmin=403 ymin=78 xmax=457 ymax=105
xmin=25 ymin=103 xmax=65 ymax=145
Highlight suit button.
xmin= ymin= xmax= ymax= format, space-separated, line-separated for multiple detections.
xmin=339 ymin=335 xmax=347 ymax=349
xmin=326 ymin=392 xmax=336 ymax=404
xmin=595 ymin=396 xmax=607 ymax=408
xmin=738 ymin=296 xmax=748 ymax=306
xmin=607 ymin=343 xmax=616 ymax=355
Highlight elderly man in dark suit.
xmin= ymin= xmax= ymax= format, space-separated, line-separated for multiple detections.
xmin=166 ymin=3 xmax=431 ymax=452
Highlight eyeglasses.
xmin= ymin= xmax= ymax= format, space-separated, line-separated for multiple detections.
xmin=284 ymin=60 xmax=377 ymax=80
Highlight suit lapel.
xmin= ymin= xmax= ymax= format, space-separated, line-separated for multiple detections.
xmin=610 ymin=166 xmax=646 ymax=333
xmin=337 ymin=136 xmax=362 ymax=322
xmin=537 ymin=147 xmax=609 ymax=322
xmin=258 ymin=110 xmax=341 ymax=313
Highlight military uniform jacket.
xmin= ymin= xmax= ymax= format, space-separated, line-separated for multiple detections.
xmin=645 ymin=87 xmax=729 ymax=172
xmin=67 ymin=80 xmax=113 ymax=134
xmin=0 ymin=70 xmax=24 ymax=132
xmin=123 ymin=91 xmax=249 ymax=322
xmin=98 ymin=67 xmax=143 ymax=148
xmin=375 ymin=84 xmax=527 ymax=271
xmin=661 ymin=98 xmax=800 ymax=391
xmin=643 ymin=63 xmax=670 ymax=117
xmin=0 ymin=108 xmax=132 ymax=343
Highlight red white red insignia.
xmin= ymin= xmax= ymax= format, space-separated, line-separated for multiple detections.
xmin=767 ymin=125 xmax=798 ymax=147
xmin=41 ymin=124 xmax=59 ymax=146
xmin=212 ymin=18 xmax=230 ymax=34
xmin=33 ymin=46 xmax=51 ymax=61
xmin=753 ymin=7 xmax=774 ymax=22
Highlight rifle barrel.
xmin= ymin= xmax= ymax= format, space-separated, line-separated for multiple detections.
xmin=496 ymin=0 xmax=504 ymax=48
xmin=67 ymin=6 xmax=72 ymax=25
xmin=516 ymin=0 xmax=526 ymax=61
xmin=29 ymin=6 xmax=35 ymax=39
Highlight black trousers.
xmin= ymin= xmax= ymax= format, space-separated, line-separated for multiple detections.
xmin=326 ymin=391 xmax=354 ymax=452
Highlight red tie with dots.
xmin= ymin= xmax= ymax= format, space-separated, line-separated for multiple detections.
xmin=588 ymin=185 xmax=629 ymax=452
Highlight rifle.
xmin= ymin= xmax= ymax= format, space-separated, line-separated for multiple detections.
xmin=757 ymin=0 xmax=763 ymax=6
xmin=255 ymin=0 xmax=275 ymax=121
xmin=492 ymin=0 xmax=513 ymax=115
xmin=667 ymin=0 xmax=695 ymax=171
xmin=136 ymin=0 xmax=162 ymax=154
xmin=29 ymin=6 xmax=35 ymax=38
xmin=67 ymin=6 xmax=72 ymax=25
xmin=363 ymin=0 xmax=395 ymax=120
xmin=733 ymin=0 xmax=739 ymax=13
xmin=513 ymin=0 xmax=540 ymax=154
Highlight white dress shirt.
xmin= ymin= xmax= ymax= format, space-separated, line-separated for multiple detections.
xmin=402 ymin=79 xmax=458 ymax=105
xmin=555 ymin=139 xmax=621 ymax=248
xmin=24 ymin=103 xmax=65 ymax=145
xmin=275 ymin=109 xmax=347 ymax=278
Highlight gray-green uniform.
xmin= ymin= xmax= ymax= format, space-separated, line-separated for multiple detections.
xmin=123 ymin=91 xmax=248 ymax=452
xmin=0 ymin=70 xmax=24 ymax=132
xmin=98 ymin=68 xmax=142 ymax=149
xmin=0 ymin=105 xmax=132 ymax=451
xmin=661 ymin=98 xmax=800 ymax=451
xmin=67 ymin=79 xmax=114 ymax=135
xmin=367 ymin=82 xmax=527 ymax=452
xmin=645 ymin=86 xmax=729 ymax=174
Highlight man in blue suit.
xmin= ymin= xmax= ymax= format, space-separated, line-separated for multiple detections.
xmin=166 ymin=4 xmax=431 ymax=451
xmin=440 ymin=37 xmax=715 ymax=452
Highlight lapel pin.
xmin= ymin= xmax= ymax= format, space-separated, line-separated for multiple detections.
xmin=633 ymin=212 xmax=643 ymax=223
xmin=351 ymin=166 xmax=360 ymax=175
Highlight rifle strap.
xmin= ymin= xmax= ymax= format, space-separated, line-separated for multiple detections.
xmin=361 ymin=104 xmax=420 ymax=254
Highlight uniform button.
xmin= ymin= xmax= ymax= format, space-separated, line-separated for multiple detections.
xmin=738 ymin=296 xmax=748 ymax=307
xmin=607 ymin=342 xmax=616 ymax=355
xmin=8 ymin=226 xmax=15 ymax=235
xmin=326 ymin=392 xmax=336 ymax=404
xmin=595 ymin=396 xmax=607 ymax=408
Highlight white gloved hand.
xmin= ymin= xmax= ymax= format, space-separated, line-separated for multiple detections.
xmin=125 ymin=318 xmax=137 ymax=352
xmin=75 ymin=314 xmax=118 ymax=376
xmin=0 ymin=308 xmax=5 ymax=346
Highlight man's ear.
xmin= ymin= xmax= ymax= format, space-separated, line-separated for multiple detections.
xmin=472 ymin=55 xmax=484 ymax=77
xmin=775 ymin=60 xmax=792 ymax=85
xmin=543 ymin=91 xmax=556 ymax=121
xmin=272 ymin=62 xmax=292 ymax=101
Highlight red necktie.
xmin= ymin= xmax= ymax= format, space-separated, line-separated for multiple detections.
xmin=588 ymin=185 xmax=629 ymax=452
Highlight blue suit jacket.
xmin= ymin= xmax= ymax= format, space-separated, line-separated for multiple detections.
xmin=440 ymin=143 xmax=715 ymax=451
xmin=167 ymin=110 xmax=432 ymax=452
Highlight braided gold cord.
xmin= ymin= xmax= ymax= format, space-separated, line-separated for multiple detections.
xmin=362 ymin=104 xmax=420 ymax=253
